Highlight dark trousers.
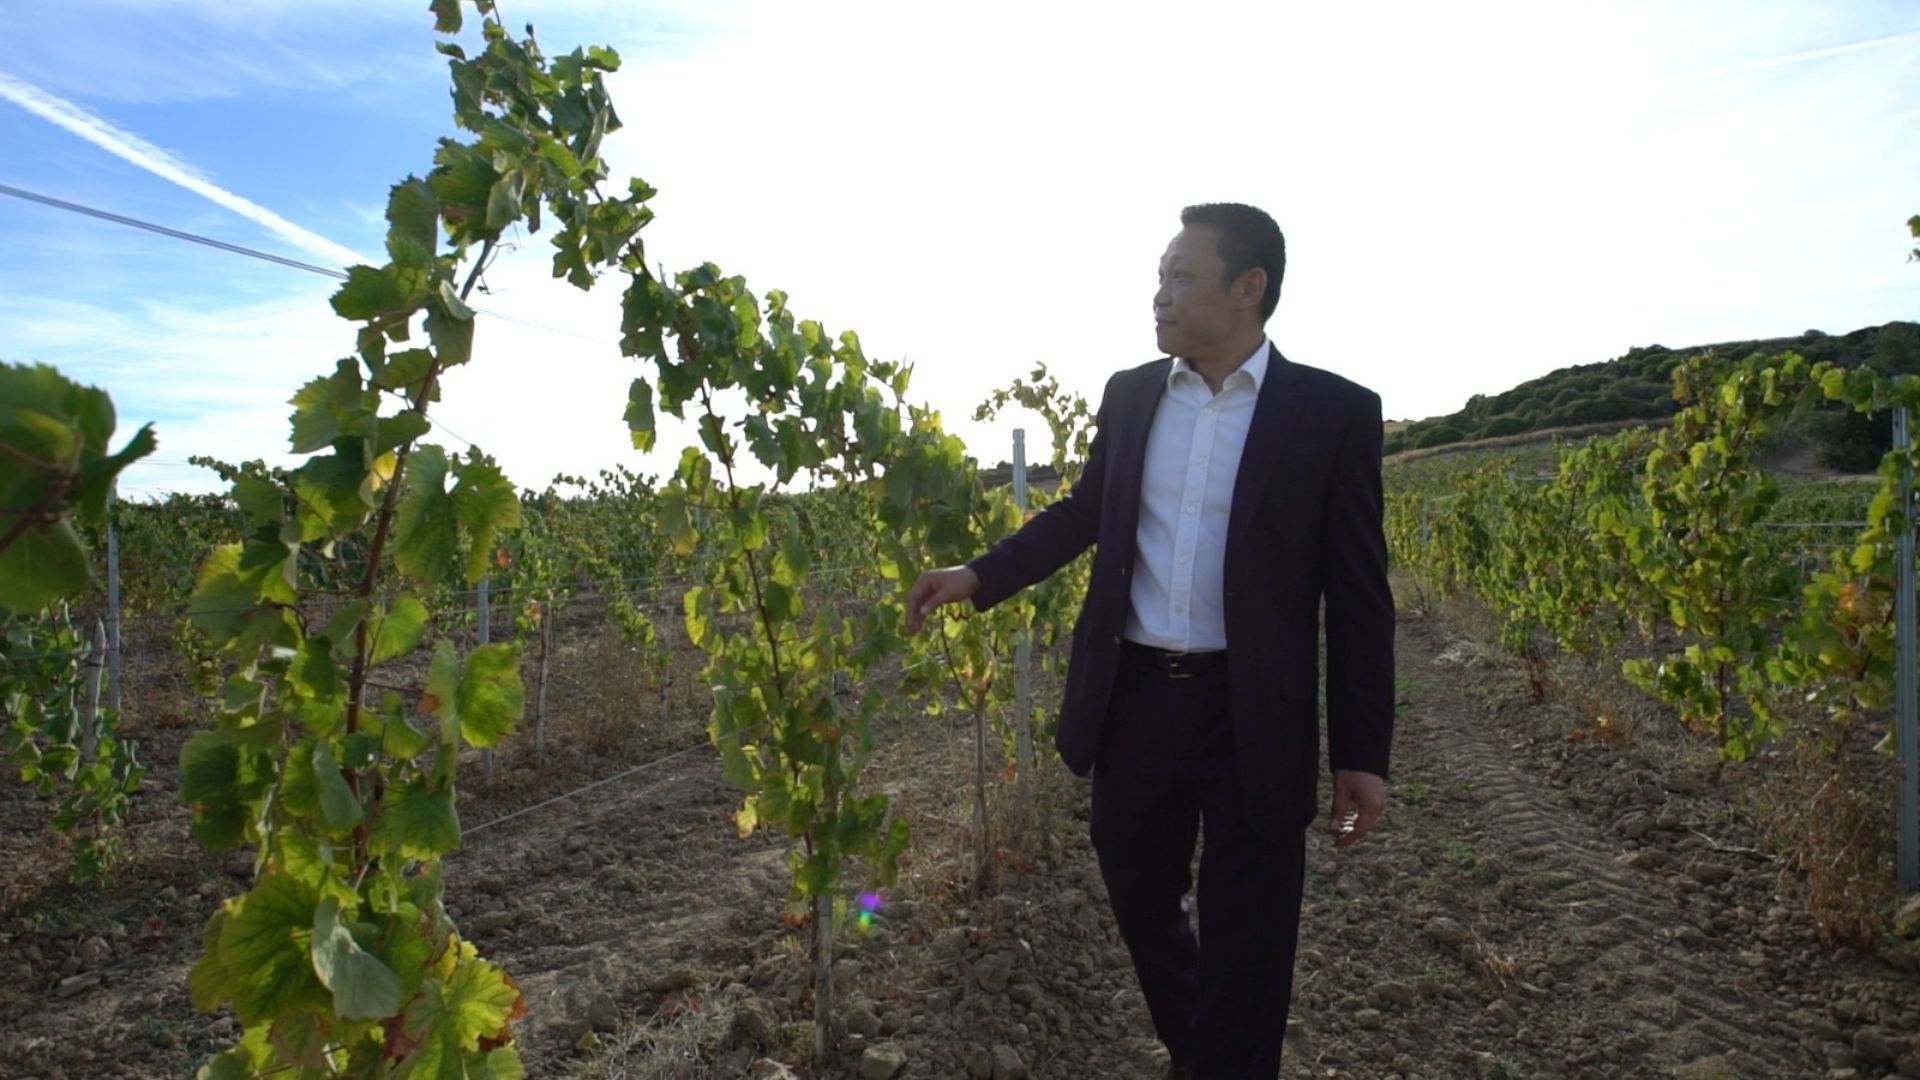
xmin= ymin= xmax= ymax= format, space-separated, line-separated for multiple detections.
xmin=1090 ymin=653 xmax=1308 ymax=1080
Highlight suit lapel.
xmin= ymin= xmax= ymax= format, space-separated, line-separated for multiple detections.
xmin=1227 ymin=344 xmax=1308 ymax=553
xmin=1110 ymin=360 xmax=1170 ymax=543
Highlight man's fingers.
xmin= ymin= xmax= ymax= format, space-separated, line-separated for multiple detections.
xmin=907 ymin=576 xmax=935 ymax=611
xmin=905 ymin=573 xmax=957 ymax=634
xmin=1349 ymin=800 xmax=1384 ymax=843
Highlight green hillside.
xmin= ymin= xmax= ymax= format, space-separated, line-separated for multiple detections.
xmin=1384 ymin=321 xmax=1920 ymax=463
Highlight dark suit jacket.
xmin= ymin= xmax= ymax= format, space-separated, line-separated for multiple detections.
xmin=967 ymin=345 xmax=1395 ymax=832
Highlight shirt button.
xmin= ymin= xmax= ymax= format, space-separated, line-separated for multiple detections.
xmin=1173 ymin=605 xmax=1186 ymax=615
xmin=1184 ymin=505 xmax=1196 ymax=515
xmin=1179 ymin=553 xmax=1191 ymax=564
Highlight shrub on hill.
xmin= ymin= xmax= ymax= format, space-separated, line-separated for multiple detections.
xmin=1383 ymin=321 xmax=1914 ymax=463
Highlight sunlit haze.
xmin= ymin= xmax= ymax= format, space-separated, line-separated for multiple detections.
xmin=3 ymin=0 xmax=1915 ymax=497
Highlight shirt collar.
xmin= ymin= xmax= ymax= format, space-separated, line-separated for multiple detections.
xmin=1170 ymin=337 xmax=1271 ymax=393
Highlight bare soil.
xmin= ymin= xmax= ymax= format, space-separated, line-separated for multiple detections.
xmin=4 ymin=592 xmax=1920 ymax=1079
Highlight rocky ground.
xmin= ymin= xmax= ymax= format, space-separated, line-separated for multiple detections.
xmin=4 ymin=595 xmax=1920 ymax=1078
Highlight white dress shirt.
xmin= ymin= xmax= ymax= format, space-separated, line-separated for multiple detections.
xmin=1124 ymin=337 xmax=1270 ymax=653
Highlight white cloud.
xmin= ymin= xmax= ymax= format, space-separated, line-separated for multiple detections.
xmin=0 ymin=0 xmax=732 ymax=106
xmin=584 ymin=0 xmax=1920 ymax=426
xmin=9 ymin=0 xmax=1920 ymax=506
xmin=0 ymin=73 xmax=372 ymax=269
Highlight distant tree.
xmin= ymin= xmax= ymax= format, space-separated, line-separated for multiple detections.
xmin=1870 ymin=321 xmax=1920 ymax=375
xmin=1619 ymin=379 xmax=1671 ymax=403
xmin=1478 ymin=415 xmax=1529 ymax=439
xmin=1413 ymin=424 xmax=1466 ymax=450
xmin=1807 ymin=322 xmax=1920 ymax=472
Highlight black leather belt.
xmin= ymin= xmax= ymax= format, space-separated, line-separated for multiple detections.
xmin=1121 ymin=640 xmax=1228 ymax=679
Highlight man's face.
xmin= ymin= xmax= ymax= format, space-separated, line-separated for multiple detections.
xmin=1153 ymin=224 xmax=1247 ymax=358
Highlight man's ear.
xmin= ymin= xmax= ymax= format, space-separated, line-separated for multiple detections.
xmin=1235 ymin=268 xmax=1267 ymax=311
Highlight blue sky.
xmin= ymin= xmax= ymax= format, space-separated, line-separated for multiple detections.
xmin=4 ymin=0 xmax=1918 ymax=498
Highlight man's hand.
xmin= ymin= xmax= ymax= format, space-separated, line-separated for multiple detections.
xmin=905 ymin=566 xmax=980 ymax=633
xmin=1329 ymin=770 xmax=1387 ymax=848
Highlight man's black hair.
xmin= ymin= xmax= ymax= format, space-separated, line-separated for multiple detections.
xmin=1180 ymin=203 xmax=1285 ymax=320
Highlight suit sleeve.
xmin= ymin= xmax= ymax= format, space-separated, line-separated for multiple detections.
xmin=965 ymin=376 xmax=1114 ymax=611
xmin=1321 ymin=389 xmax=1395 ymax=780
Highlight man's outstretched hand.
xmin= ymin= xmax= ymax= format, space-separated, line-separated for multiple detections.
xmin=905 ymin=566 xmax=979 ymax=633
xmin=1329 ymin=769 xmax=1387 ymax=848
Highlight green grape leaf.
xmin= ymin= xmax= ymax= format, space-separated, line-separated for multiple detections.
xmin=426 ymin=282 xmax=475 ymax=368
xmin=624 ymin=378 xmax=656 ymax=450
xmin=485 ymin=168 xmax=526 ymax=230
xmin=619 ymin=272 xmax=668 ymax=360
xmin=394 ymin=445 xmax=457 ymax=586
xmin=375 ymin=780 xmax=462 ymax=860
xmin=452 ymin=458 xmax=520 ymax=584
xmin=374 ymin=692 xmax=434 ymax=759
xmin=311 ymin=740 xmax=363 ymax=831
xmin=188 ymin=909 xmax=234 ymax=1013
xmin=430 ymin=0 xmax=463 ymax=33
xmin=386 ymin=177 xmax=440 ymax=267
xmin=3 ymin=403 xmax=77 ymax=466
xmin=273 ymin=828 xmax=354 ymax=905
xmin=393 ymin=954 xmax=524 ymax=1078
xmin=73 ymin=422 xmax=157 ymax=523
xmin=289 ymin=637 xmax=343 ymax=700
xmin=267 ymin=1010 xmax=332 ymax=1071
xmin=0 ymin=518 xmax=89 ymax=613
xmin=429 ymin=142 xmax=499 ymax=237
xmin=371 ymin=595 xmax=431 ymax=665
xmin=379 ymin=349 xmax=438 ymax=394
xmin=310 ymin=895 xmax=402 ymax=1020
xmin=289 ymin=446 xmax=375 ymax=543
xmin=279 ymin=739 xmax=321 ymax=823
xmin=180 ymin=730 xmax=253 ymax=849
xmin=775 ymin=528 xmax=809 ymax=587
xmin=214 ymin=872 xmax=331 ymax=1025
xmin=332 ymin=264 xmax=428 ymax=321
xmin=424 ymin=638 xmax=459 ymax=712
xmin=0 ymin=363 xmax=83 ymax=451
xmin=683 ymin=586 xmax=713 ymax=649
xmin=321 ymin=601 xmax=370 ymax=659
xmin=473 ymin=1047 xmax=526 ymax=1080
xmin=341 ymin=732 xmax=380 ymax=769
xmin=377 ymin=410 xmax=435 ymax=456
xmin=458 ymin=643 xmax=523 ymax=748
xmin=192 ymin=1019 xmax=273 ymax=1080
xmin=233 ymin=474 xmax=285 ymax=527
xmin=373 ymin=901 xmax=437 ymax=999
xmin=288 ymin=360 xmax=373 ymax=453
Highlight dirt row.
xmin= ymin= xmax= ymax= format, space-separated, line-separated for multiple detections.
xmin=4 ymin=596 xmax=1919 ymax=1078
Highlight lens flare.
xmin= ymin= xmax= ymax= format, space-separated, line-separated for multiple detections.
xmin=855 ymin=891 xmax=883 ymax=933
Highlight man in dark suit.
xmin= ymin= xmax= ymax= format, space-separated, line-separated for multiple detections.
xmin=907 ymin=203 xmax=1395 ymax=1080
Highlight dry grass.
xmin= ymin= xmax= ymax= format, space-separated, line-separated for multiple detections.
xmin=1395 ymin=571 xmax=1909 ymax=948
xmin=1461 ymin=930 xmax=1519 ymax=993
xmin=1751 ymin=719 xmax=1900 ymax=947
xmin=1384 ymin=418 xmax=1657 ymax=466
xmin=565 ymin=982 xmax=744 ymax=1080
xmin=1547 ymin=646 xmax=1681 ymax=755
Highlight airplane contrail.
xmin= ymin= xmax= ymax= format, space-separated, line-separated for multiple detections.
xmin=1678 ymin=27 xmax=1920 ymax=81
xmin=0 ymin=71 xmax=372 ymax=269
